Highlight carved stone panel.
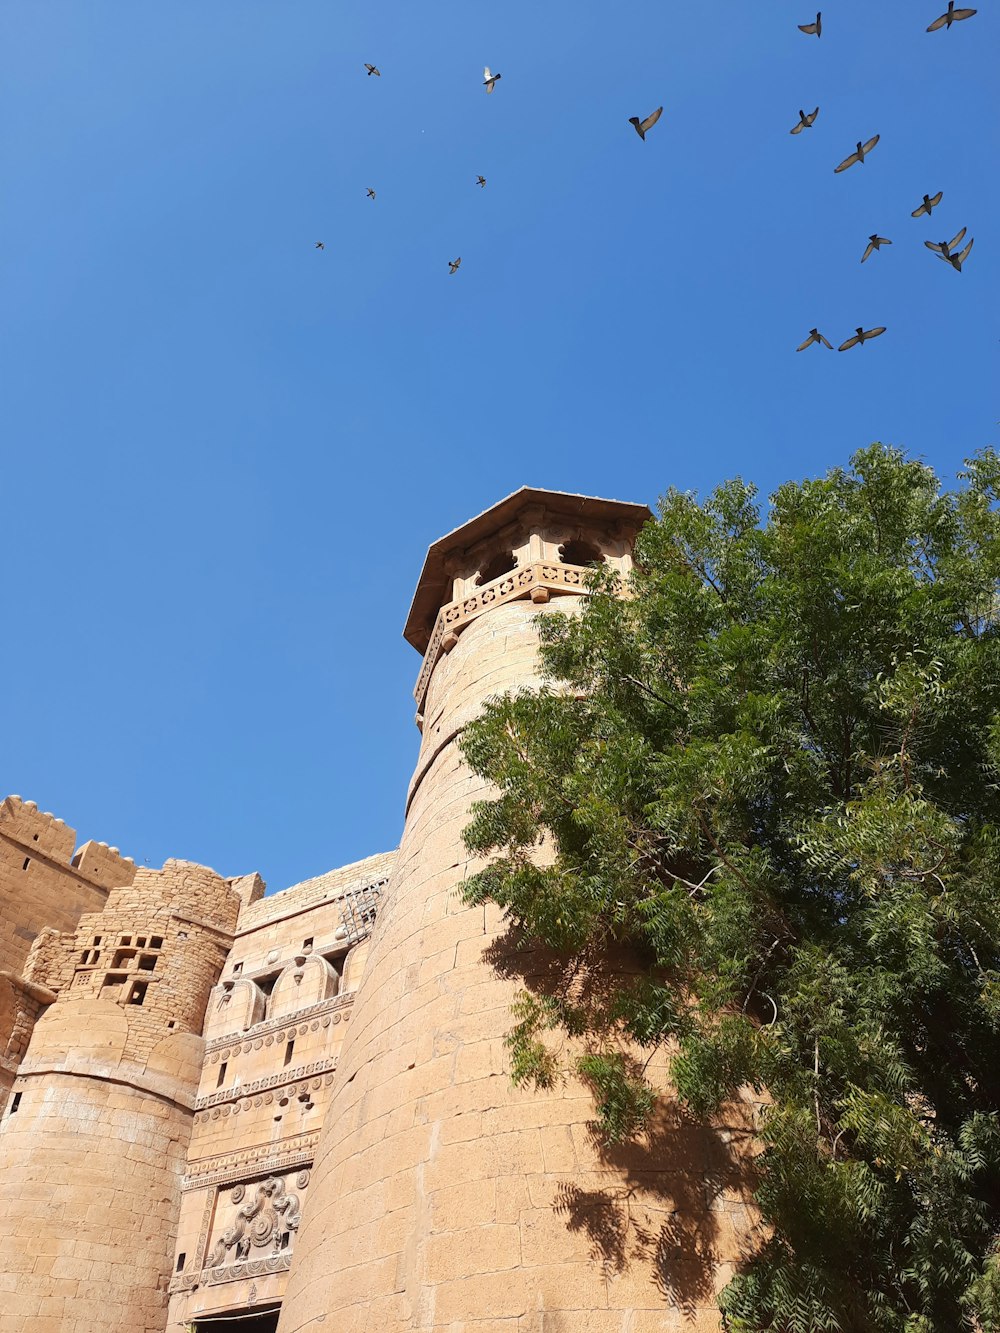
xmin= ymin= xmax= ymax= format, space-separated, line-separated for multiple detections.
xmin=205 ymin=1170 xmax=310 ymax=1277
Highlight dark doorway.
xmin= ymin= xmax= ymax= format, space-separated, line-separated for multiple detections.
xmin=193 ymin=1307 xmax=280 ymax=1333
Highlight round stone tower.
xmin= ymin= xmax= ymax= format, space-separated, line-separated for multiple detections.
xmin=0 ymin=860 xmax=241 ymax=1333
xmin=279 ymin=489 xmax=755 ymax=1333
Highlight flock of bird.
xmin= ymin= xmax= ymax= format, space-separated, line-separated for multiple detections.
xmin=792 ymin=3 xmax=978 ymax=353
xmin=317 ymin=5 xmax=979 ymax=351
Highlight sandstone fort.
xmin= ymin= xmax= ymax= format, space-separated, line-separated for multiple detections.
xmin=0 ymin=489 xmax=754 ymax=1333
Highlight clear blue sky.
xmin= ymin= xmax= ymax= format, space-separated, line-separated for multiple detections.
xmin=2 ymin=0 xmax=995 ymax=892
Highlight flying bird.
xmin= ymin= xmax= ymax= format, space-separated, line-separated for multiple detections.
xmin=629 ymin=107 xmax=663 ymax=140
xmin=799 ymin=12 xmax=822 ymax=36
xmin=483 ymin=66 xmax=501 ymax=93
xmin=314 ymin=242 xmax=325 ymax=250
xmin=927 ymin=2 xmax=977 ymax=30
xmin=861 ymin=234 xmax=892 ymax=263
xmin=834 ymin=135 xmax=880 ymax=173
xmin=448 ymin=257 xmax=462 ymax=274
xmin=790 ymin=107 xmax=819 ymax=134
xmin=797 ymin=329 xmax=833 ymax=351
xmin=364 ymin=63 xmax=381 ymax=77
xmin=476 ymin=176 xmax=487 ymax=188
xmin=937 ymin=236 xmax=974 ymax=271
xmin=924 ymin=225 xmax=967 ymax=257
xmin=366 ymin=188 xmax=376 ymax=200
xmin=911 ymin=191 xmax=943 ymax=217
xmin=838 ymin=326 xmax=886 ymax=351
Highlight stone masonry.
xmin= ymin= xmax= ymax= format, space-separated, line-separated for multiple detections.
xmin=0 ymin=489 xmax=756 ymax=1333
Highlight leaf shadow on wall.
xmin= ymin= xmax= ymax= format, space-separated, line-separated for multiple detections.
xmin=482 ymin=923 xmax=762 ymax=1320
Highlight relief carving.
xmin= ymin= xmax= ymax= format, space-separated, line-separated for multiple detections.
xmin=208 ymin=1175 xmax=303 ymax=1267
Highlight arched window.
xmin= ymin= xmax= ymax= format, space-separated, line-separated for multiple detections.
xmin=558 ymin=538 xmax=604 ymax=567
xmin=476 ymin=550 xmax=517 ymax=586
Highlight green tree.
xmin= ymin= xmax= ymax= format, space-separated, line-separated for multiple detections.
xmin=460 ymin=446 xmax=1000 ymax=1332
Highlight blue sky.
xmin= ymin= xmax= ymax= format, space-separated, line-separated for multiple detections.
xmin=2 ymin=0 xmax=995 ymax=892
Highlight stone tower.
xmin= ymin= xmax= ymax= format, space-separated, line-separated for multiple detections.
xmin=0 ymin=860 xmax=242 ymax=1333
xmin=277 ymin=488 xmax=752 ymax=1333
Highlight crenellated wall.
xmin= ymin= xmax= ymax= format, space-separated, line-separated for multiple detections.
xmin=0 ymin=796 xmax=137 ymax=1110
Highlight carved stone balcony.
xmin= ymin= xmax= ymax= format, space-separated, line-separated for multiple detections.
xmin=413 ymin=561 xmax=595 ymax=713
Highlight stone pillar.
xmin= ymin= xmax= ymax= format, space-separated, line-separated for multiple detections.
xmin=278 ymin=491 xmax=754 ymax=1333
xmin=0 ymin=860 xmax=241 ymax=1333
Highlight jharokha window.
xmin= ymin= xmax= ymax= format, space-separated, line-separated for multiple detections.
xmin=476 ymin=550 xmax=517 ymax=586
xmin=558 ymin=538 xmax=604 ymax=566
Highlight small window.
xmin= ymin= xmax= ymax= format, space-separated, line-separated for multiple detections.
xmin=303 ymin=938 xmax=314 ymax=952
xmin=119 ymin=936 xmax=132 ymax=947
xmin=150 ymin=936 xmax=164 ymax=950
xmin=176 ymin=1253 xmax=186 ymax=1272
xmin=138 ymin=954 xmax=157 ymax=972
xmin=284 ymin=1040 xmax=295 ymax=1067
xmin=9 ymin=1092 xmax=22 ymax=1114
xmin=232 ymin=961 xmax=243 ymax=975
xmin=256 ymin=973 xmax=279 ymax=997
xmin=559 ymin=538 xmax=604 ymax=567
xmin=128 ymin=981 xmax=148 ymax=1005
xmin=135 ymin=937 xmax=147 ymax=948
xmin=217 ymin=1061 xmax=228 ymax=1088
xmin=32 ymin=833 xmax=39 ymax=842
xmin=112 ymin=948 xmax=136 ymax=969
xmin=93 ymin=936 xmax=102 ymax=947
xmin=476 ymin=550 xmax=517 ymax=586
xmin=22 ymin=858 xmax=30 ymax=871
xmin=102 ymin=973 xmax=126 ymax=990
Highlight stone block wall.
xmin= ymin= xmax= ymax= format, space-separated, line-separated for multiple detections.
xmin=166 ymin=851 xmax=394 ymax=1330
xmin=0 ymin=859 xmax=241 ymax=1333
xmin=0 ymin=796 xmax=137 ymax=1110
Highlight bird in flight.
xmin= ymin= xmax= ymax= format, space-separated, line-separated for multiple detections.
xmin=483 ymin=66 xmax=501 ymax=94
xmin=448 ymin=257 xmax=462 ymax=274
xmin=861 ymin=234 xmax=892 ymax=263
xmin=366 ymin=188 xmax=376 ymax=201
xmin=927 ymin=2 xmax=977 ymax=31
xmin=799 ymin=12 xmax=822 ymax=36
xmin=797 ymin=328 xmax=833 ymax=351
xmin=314 ymin=241 xmax=325 ymax=250
xmin=839 ymin=326 xmax=886 ymax=351
xmin=936 ymin=236 xmax=974 ymax=271
xmin=629 ymin=107 xmax=663 ymax=140
xmin=364 ymin=63 xmax=380 ymax=77
xmin=924 ymin=225 xmax=967 ymax=258
xmin=476 ymin=176 xmax=487 ymax=188
xmin=790 ymin=107 xmax=819 ymax=135
xmin=911 ymin=191 xmax=943 ymax=217
xmin=834 ymin=135 xmax=880 ymax=173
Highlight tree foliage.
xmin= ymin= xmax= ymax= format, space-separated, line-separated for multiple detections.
xmin=460 ymin=446 xmax=1000 ymax=1331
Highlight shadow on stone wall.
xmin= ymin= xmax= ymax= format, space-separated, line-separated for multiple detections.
xmin=482 ymin=922 xmax=760 ymax=1320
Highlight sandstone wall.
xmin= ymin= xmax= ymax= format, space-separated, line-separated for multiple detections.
xmin=0 ymin=796 xmax=136 ymax=1111
xmin=280 ymin=594 xmax=755 ymax=1333
xmin=0 ymin=797 xmax=135 ymax=978
xmin=0 ymin=860 xmax=241 ymax=1333
xmin=166 ymin=851 xmax=394 ymax=1330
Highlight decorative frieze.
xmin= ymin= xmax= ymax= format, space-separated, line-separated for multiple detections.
xmin=182 ymin=1134 xmax=319 ymax=1191
xmin=195 ymin=1058 xmax=337 ymax=1111
xmin=414 ymin=561 xmax=594 ymax=709
xmin=204 ymin=991 xmax=354 ymax=1055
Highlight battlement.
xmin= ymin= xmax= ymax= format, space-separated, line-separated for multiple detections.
xmin=1 ymin=794 xmax=136 ymax=891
